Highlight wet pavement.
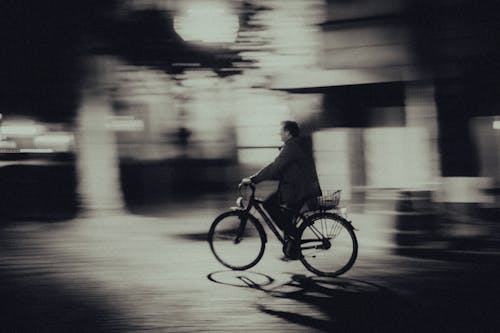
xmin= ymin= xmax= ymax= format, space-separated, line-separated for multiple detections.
xmin=1 ymin=196 xmax=499 ymax=332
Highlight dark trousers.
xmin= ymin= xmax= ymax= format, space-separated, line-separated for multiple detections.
xmin=263 ymin=191 xmax=298 ymax=238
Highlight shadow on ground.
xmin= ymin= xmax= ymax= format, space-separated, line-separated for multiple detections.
xmin=0 ymin=271 xmax=126 ymax=333
xmin=208 ymin=269 xmax=500 ymax=333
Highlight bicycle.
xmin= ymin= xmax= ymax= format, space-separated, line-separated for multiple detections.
xmin=208 ymin=183 xmax=358 ymax=277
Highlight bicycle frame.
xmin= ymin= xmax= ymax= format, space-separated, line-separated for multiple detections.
xmin=211 ymin=182 xmax=359 ymax=276
xmin=252 ymin=198 xmax=286 ymax=244
xmin=237 ymin=183 xmax=309 ymax=245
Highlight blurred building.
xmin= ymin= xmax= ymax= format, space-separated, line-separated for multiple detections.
xmin=1 ymin=0 xmax=499 ymax=221
xmin=268 ymin=0 xmax=500 ymax=211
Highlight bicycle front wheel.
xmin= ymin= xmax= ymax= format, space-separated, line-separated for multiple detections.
xmin=298 ymin=212 xmax=358 ymax=276
xmin=208 ymin=211 xmax=266 ymax=271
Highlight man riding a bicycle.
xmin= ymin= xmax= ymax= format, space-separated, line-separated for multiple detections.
xmin=242 ymin=120 xmax=322 ymax=259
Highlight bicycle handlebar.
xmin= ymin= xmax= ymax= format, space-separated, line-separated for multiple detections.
xmin=238 ymin=182 xmax=256 ymax=196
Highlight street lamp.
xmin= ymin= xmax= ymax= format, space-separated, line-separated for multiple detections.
xmin=173 ymin=1 xmax=239 ymax=44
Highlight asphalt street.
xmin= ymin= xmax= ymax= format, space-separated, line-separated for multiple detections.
xmin=1 ymin=196 xmax=499 ymax=332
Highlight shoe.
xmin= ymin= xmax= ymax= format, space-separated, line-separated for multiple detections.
xmin=280 ymin=255 xmax=299 ymax=262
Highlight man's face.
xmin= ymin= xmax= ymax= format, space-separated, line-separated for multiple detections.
xmin=280 ymin=125 xmax=290 ymax=143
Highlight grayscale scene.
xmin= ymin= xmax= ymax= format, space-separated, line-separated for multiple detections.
xmin=1 ymin=0 xmax=499 ymax=332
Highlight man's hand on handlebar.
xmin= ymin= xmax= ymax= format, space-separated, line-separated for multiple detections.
xmin=241 ymin=177 xmax=253 ymax=185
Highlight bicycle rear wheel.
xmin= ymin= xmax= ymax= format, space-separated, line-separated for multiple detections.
xmin=298 ymin=212 xmax=358 ymax=276
xmin=208 ymin=211 xmax=266 ymax=270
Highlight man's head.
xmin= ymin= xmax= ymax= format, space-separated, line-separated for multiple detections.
xmin=280 ymin=120 xmax=300 ymax=142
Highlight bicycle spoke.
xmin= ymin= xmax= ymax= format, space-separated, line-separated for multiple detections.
xmin=209 ymin=212 xmax=265 ymax=270
xmin=298 ymin=213 xmax=358 ymax=276
xmin=328 ymin=219 xmax=335 ymax=238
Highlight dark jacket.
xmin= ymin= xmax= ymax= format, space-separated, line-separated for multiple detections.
xmin=250 ymin=137 xmax=322 ymax=206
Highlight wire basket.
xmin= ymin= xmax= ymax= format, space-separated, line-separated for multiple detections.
xmin=313 ymin=190 xmax=341 ymax=210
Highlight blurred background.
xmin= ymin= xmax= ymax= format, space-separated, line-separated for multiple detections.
xmin=1 ymin=0 xmax=499 ymax=249
xmin=1 ymin=0 xmax=500 ymax=331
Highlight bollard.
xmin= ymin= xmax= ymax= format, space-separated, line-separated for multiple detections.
xmin=394 ymin=190 xmax=437 ymax=252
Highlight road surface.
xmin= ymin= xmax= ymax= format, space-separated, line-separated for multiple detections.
xmin=1 ymin=196 xmax=499 ymax=332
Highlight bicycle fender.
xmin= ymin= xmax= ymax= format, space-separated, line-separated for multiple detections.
xmin=307 ymin=212 xmax=356 ymax=231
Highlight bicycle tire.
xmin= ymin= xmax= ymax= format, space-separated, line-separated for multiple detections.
xmin=208 ymin=210 xmax=266 ymax=271
xmin=298 ymin=212 xmax=358 ymax=276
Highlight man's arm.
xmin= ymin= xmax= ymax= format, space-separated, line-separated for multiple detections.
xmin=250 ymin=144 xmax=295 ymax=184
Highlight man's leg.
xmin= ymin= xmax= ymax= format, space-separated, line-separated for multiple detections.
xmin=263 ymin=191 xmax=283 ymax=229
xmin=281 ymin=208 xmax=298 ymax=239
xmin=263 ymin=193 xmax=296 ymax=236
xmin=264 ymin=193 xmax=300 ymax=259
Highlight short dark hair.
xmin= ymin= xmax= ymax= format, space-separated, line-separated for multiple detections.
xmin=281 ymin=120 xmax=300 ymax=137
